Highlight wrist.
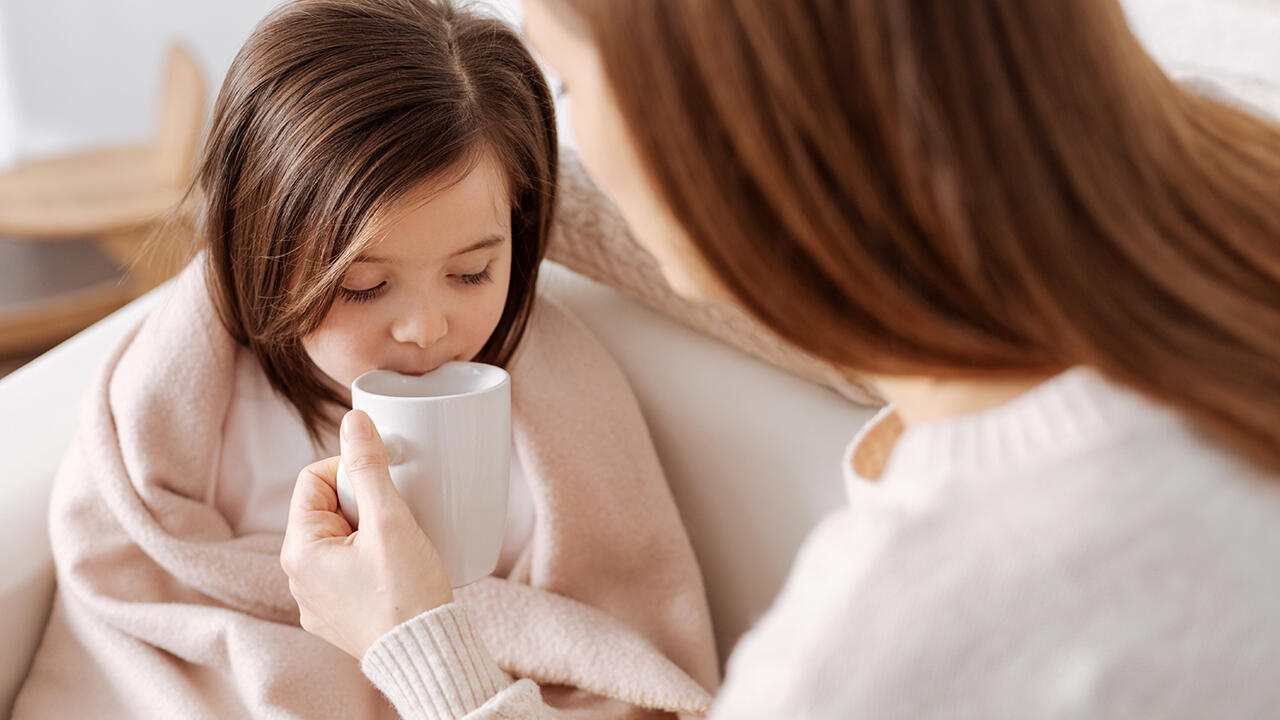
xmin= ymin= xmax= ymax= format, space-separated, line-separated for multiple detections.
xmin=362 ymin=603 xmax=511 ymax=717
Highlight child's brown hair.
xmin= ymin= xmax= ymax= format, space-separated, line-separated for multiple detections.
xmin=191 ymin=0 xmax=557 ymax=441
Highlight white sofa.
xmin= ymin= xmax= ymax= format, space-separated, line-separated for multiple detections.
xmin=0 ymin=262 xmax=877 ymax=716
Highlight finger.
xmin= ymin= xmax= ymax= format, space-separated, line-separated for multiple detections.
xmin=285 ymin=457 xmax=353 ymax=545
xmin=340 ymin=410 xmax=413 ymax=533
xmin=290 ymin=457 xmax=341 ymax=515
xmin=281 ymin=513 xmax=354 ymax=582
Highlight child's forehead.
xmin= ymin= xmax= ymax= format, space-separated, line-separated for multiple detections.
xmin=354 ymin=234 xmax=508 ymax=267
xmin=355 ymin=156 xmax=513 ymax=267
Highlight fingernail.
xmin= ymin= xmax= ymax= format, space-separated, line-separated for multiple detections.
xmin=343 ymin=410 xmax=372 ymax=440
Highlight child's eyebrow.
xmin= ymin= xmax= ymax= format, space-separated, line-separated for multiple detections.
xmin=353 ymin=235 xmax=507 ymax=265
xmin=449 ymin=235 xmax=507 ymax=258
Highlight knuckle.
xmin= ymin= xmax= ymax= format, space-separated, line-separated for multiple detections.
xmin=280 ymin=548 xmax=302 ymax=576
xmin=299 ymin=459 xmax=329 ymax=483
xmin=344 ymin=451 xmax=386 ymax=474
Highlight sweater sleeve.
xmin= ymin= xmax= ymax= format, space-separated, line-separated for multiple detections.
xmin=361 ymin=603 xmax=561 ymax=719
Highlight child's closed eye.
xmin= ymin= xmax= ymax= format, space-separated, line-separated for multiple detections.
xmin=338 ymin=281 xmax=388 ymax=304
xmin=452 ymin=266 xmax=492 ymax=286
xmin=337 ymin=265 xmax=492 ymax=304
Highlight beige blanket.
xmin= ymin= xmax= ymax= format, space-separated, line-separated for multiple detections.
xmin=13 ymin=262 xmax=719 ymax=719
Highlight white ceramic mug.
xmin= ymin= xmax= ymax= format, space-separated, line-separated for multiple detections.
xmin=335 ymin=362 xmax=511 ymax=587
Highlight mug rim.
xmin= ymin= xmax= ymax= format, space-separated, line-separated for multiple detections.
xmin=351 ymin=362 xmax=510 ymax=402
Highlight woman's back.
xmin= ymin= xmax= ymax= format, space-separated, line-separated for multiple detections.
xmin=717 ymin=368 xmax=1280 ymax=718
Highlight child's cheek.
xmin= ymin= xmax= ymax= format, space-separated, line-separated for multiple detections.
xmin=304 ymin=304 xmax=385 ymax=388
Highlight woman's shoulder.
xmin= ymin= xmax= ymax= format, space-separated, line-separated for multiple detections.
xmin=730 ymin=440 xmax=1280 ymax=716
xmin=735 ymin=369 xmax=1280 ymax=715
xmin=844 ymin=421 xmax=1280 ymax=713
xmin=845 ymin=395 xmax=1280 ymax=619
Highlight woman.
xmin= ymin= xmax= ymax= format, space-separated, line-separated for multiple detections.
xmin=282 ymin=0 xmax=1280 ymax=717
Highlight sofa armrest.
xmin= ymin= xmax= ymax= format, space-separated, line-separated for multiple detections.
xmin=0 ymin=288 xmax=158 ymax=718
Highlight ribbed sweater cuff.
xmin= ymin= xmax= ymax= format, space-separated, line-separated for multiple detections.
xmin=362 ymin=602 xmax=513 ymax=719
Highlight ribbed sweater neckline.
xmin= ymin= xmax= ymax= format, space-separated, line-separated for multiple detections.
xmin=845 ymin=367 xmax=1175 ymax=487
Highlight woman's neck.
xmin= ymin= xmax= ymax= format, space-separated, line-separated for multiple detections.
xmin=870 ymin=373 xmax=1057 ymax=427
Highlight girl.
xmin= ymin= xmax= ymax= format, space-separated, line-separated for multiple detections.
xmin=13 ymin=1 xmax=718 ymax=718
xmin=283 ymin=0 xmax=1280 ymax=718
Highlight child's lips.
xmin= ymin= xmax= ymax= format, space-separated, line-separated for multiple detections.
xmin=394 ymin=360 xmax=446 ymax=376
xmin=392 ymin=353 xmax=462 ymax=377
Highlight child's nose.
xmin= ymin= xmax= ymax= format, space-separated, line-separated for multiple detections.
xmin=392 ymin=306 xmax=448 ymax=348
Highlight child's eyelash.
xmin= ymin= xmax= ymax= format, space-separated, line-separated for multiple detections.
xmin=337 ymin=269 xmax=490 ymax=303
xmin=338 ymin=281 xmax=387 ymax=304
xmin=455 ymin=268 xmax=492 ymax=286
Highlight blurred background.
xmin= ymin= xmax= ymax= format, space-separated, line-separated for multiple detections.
xmin=0 ymin=0 xmax=1276 ymax=377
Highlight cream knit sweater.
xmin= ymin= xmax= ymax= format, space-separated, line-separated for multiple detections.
xmin=363 ymin=367 xmax=1280 ymax=718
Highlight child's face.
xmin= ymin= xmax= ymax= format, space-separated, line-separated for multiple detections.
xmin=303 ymin=153 xmax=514 ymax=394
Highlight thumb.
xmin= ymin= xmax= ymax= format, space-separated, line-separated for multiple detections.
xmin=340 ymin=410 xmax=411 ymax=533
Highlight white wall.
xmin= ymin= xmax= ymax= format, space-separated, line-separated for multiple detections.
xmin=1122 ymin=0 xmax=1280 ymax=85
xmin=0 ymin=7 xmax=16 ymax=168
xmin=0 ymin=0 xmax=285 ymax=161
xmin=0 ymin=0 xmax=523 ymax=165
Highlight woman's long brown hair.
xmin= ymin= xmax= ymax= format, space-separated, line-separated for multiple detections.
xmin=560 ymin=0 xmax=1280 ymax=471
xmin=191 ymin=0 xmax=557 ymax=442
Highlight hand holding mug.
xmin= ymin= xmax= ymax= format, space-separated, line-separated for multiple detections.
xmin=281 ymin=409 xmax=455 ymax=660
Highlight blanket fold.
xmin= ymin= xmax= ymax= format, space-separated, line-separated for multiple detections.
xmin=14 ymin=262 xmax=719 ymax=719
